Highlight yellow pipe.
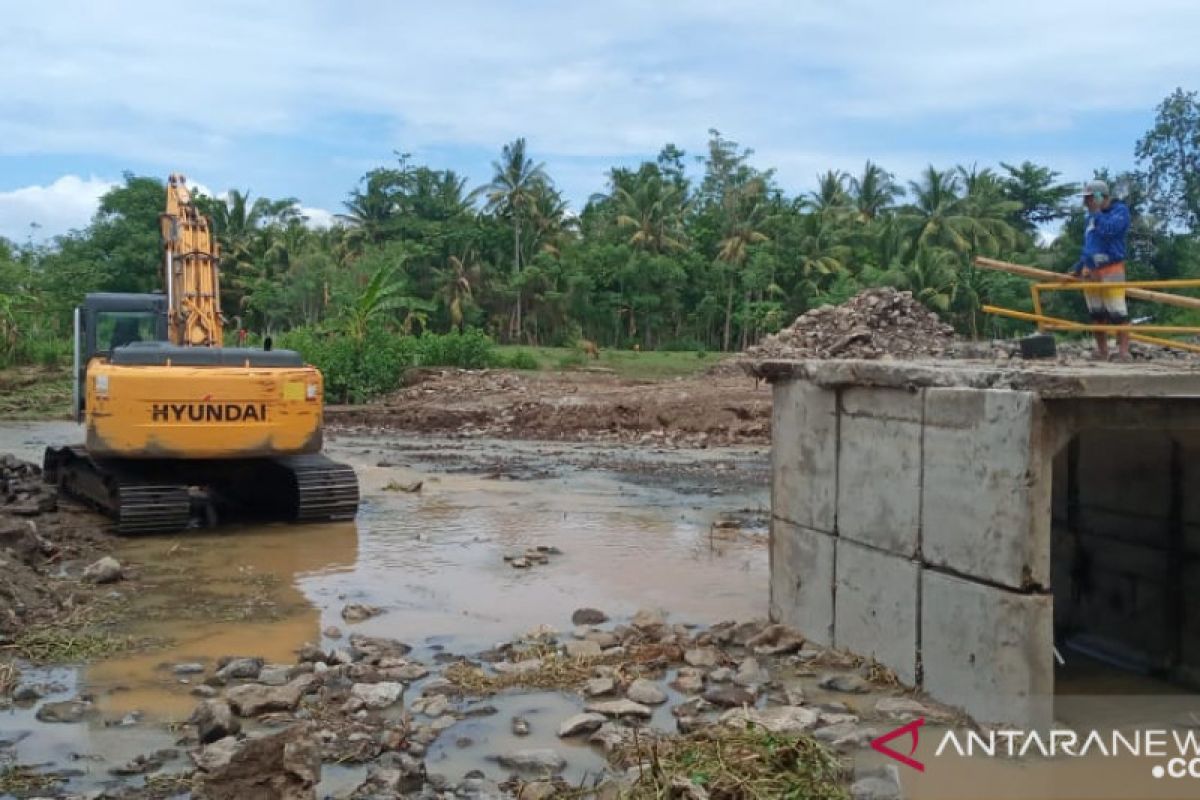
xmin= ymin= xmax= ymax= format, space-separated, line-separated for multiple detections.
xmin=1034 ymin=279 xmax=1200 ymax=291
xmin=981 ymin=305 xmax=1200 ymax=354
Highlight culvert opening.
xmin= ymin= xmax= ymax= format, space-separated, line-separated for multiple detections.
xmin=1051 ymin=427 xmax=1198 ymax=694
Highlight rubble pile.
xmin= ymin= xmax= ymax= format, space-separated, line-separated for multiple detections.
xmin=745 ymin=288 xmax=956 ymax=361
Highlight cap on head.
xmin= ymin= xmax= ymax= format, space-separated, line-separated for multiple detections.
xmin=1080 ymin=179 xmax=1109 ymax=198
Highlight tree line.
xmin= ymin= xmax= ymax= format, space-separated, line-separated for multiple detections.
xmin=2 ymin=88 xmax=1198 ymax=368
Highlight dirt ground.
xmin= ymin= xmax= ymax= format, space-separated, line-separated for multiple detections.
xmin=326 ymin=367 xmax=771 ymax=446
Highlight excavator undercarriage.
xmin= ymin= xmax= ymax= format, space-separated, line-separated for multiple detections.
xmin=44 ymin=446 xmax=359 ymax=534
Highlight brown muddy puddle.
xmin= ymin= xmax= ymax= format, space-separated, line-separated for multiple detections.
xmin=0 ymin=422 xmax=770 ymax=792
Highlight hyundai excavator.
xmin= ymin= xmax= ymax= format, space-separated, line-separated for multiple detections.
xmin=43 ymin=174 xmax=359 ymax=533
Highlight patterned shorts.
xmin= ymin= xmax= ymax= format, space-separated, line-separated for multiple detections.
xmin=1083 ymin=262 xmax=1128 ymax=324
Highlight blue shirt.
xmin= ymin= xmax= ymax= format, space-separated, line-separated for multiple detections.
xmin=1072 ymin=200 xmax=1130 ymax=274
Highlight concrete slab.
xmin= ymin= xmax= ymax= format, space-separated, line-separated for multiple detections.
xmin=837 ymin=413 xmax=922 ymax=556
xmin=921 ymin=388 xmax=1050 ymax=589
xmin=771 ymin=380 xmax=838 ymax=533
xmin=922 ymin=569 xmax=1052 ymax=727
xmin=841 ymin=386 xmax=923 ymax=422
xmin=769 ymin=519 xmax=835 ymax=646
xmin=834 ymin=539 xmax=919 ymax=685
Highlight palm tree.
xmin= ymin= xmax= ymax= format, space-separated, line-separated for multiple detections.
xmin=876 ymin=245 xmax=959 ymax=311
xmin=614 ymin=176 xmax=687 ymax=254
xmin=436 ymin=254 xmax=476 ymax=332
xmin=808 ymin=170 xmax=852 ymax=218
xmin=339 ymin=169 xmax=401 ymax=247
xmin=717 ymin=179 xmax=772 ymax=351
xmin=528 ymin=181 xmax=575 ymax=258
xmin=849 ymin=161 xmax=903 ymax=221
xmin=481 ymin=138 xmax=548 ymax=340
xmin=340 ymin=260 xmax=428 ymax=340
xmin=899 ymin=166 xmax=1019 ymax=258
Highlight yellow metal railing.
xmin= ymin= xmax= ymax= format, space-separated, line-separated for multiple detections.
xmin=974 ymin=258 xmax=1200 ymax=355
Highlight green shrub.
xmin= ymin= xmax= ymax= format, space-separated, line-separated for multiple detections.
xmin=556 ymin=352 xmax=586 ymax=370
xmin=500 ymin=350 xmax=540 ymax=370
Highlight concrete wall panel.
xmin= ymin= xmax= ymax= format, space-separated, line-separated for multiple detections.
xmin=769 ymin=518 xmax=836 ymax=646
xmin=771 ymin=380 xmax=839 ymax=533
xmin=837 ymin=414 xmax=922 ymax=556
xmin=834 ymin=539 xmax=919 ymax=685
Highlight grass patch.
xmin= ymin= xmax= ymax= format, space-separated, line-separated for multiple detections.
xmin=616 ymin=725 xmax=849 ymax=800
xmin=0 ymin=661 xmax=18 ymax=695
xmin=0 ymin=367 xmax=72 ymax=420
xmin=1 ymin=626 xmax=146 ymax=663
xmin=494 ymin=346 xmax=724 ymax=380
xmin=444 ymin=642 xmax=679 ymax=694
xmin=0 ymin=765 xmax=64 ymax=794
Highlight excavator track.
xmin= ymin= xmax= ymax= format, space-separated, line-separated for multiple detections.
xmin=44 ymin=446 xmax=192 ymax=534
xmin=44 ymin=446 xmax=360 ymax=534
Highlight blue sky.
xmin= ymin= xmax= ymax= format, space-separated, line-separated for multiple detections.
xmin=1 ymin=0 xmax=1197 ymax=242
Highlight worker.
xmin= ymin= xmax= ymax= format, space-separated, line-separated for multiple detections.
xmin=1070 ymin=179 xmax=1131 ymax=361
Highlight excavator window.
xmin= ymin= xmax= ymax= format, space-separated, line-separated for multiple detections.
xmin=97 ymin=311 xmax=158 ymax=353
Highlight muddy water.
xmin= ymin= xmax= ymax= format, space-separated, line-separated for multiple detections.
xmin=0 ymin=422 xmax=770 ymax=791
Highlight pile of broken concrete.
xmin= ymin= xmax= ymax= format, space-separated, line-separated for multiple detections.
xmin=745 ymin=288 xmax=956 ymax=362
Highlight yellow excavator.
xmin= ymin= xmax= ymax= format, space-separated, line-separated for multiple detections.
xmin=43 ymin=174 xmax=359 ymax=533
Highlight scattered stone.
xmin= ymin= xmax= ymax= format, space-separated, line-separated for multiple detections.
xmin=82 ymin=556 xmax=123 ymax=584
xmin=324 ymin=626 xmax=343 ymax=639
xmin=702 ymin=685 xmax=756 ymax=708
xmin=511 ymin=716 xmax=531 ymax=736
xmin=671 ymin=668 xmax=705 ymax=694
xmin=558 ymin=712 xmax=607 ymax=738
xmin=745 ymin=624 xmax=805 ymax=655
xmin=296 ymin=643 xmax=327 ymax=663
xmin=192 ymin=724 xmax=320 ymax=800
xmin=876 ymin=697 xmax=939 ymax=719
xmin=226 ymin=675 xmax=315 ymax=716
xmin=420 ymin=694 xmax=450 ymax=717
xmin=510 ymin=558 xmax=531 ymax=569
xmin=631 ymin=608 xmax=666 ymax=630
xmin=349 ymin=633 xmax=412 ymax=661
xmin=191 ymin=685 xmax=219 ymax=699
xmin=585 ymin=699 xmax=653 ymax=719
xmin=355 ymin=753 xmax=426 ymax=796
xmin=189 ymin=699 xmax=241 ymax=744
xmin=584 ymin=677 xmax=616 ymax=697
xmin=110 ymin=748 xmax=178 ymax=776
xmin=820 ymin=673 xmax=872 ymax=694
xmin=12 ymin=684 xmax=43 ymax=702
xmin=173 ymin=662 xmax=206 ymax=676
xmin=684 ymin=647 xmax=720 ymax=668
xmin=519 ymin=781 xmax=559 ymax=800
xmin=708 ymin=667 xmax=734 ymax=683
xmin=851 ymin=764 xmax=904 ymax=800
xmin=626 ymin=678 xmax=668 ymax=706
xmin=36 ymin=699 xmax=92 ymax=723
xmin=430 ymin=715 xmax=457 ymax=732
xmin=720 ymin=705 xmax=819 ymax=734
xmin=341 ymin=603 xmax=383 ymax=623
xmin=464 ymin=703 xmax=498 ymax=718
xmin=496 ymin=749 xmax=567 ymax=774
xmin=383 ymin=662 xmax=429 ymax=682
xmin=734 ymin=656 xmax=769 ymax=687
xmin=571 ymin=608 xmax=609 ymax=625
xmin=257 ymin=665 xmax=291 ymax=686
xmin=217 ymin=657 xmax=264 ymax=681
xmin=814 ymin=722 xmax=879 ymax=750
xmin=564 ymin=640 xmax=602 ymax=659
xmin=494 ymin=658 xmax=543 ymax=676
xmin=584 ymin=631 xmax=619 ymax=648
xmin=350 ymin=681 xmax=404 ymax=710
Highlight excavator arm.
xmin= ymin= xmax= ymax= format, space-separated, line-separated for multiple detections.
xmin=160 ymin=173 xmax=224 ymax=347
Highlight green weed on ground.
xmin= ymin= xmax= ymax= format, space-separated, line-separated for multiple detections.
xmin=495 ymin=345 xmax=723 ymax=380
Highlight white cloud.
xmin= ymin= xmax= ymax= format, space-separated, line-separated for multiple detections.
xmin=0 ymin=175 xmax=116 ymax=242
xmin=298 ymin=206 xmax=337 ymax=229
xmin=1 ymin=1 xmax=1195 ymax=212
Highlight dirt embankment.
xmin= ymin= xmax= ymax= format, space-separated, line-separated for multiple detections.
xmin=327 ymin=369 xmax=772 ymax=446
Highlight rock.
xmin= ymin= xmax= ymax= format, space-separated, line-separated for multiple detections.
xmin=702 ymin=686 xmax=756 ymax=708
xmin=814 ymin=722 xmax=880 ymax=751
xmin=584 ymin=677 xmax=615 ymax=697
xmin=631 ymin=608 xmax=667 ymax=630
xmin=519 ymin=781 xmax=559 ymax=800
xmin=350 ymin=681 xmax=404 ymax=710
xmin=36 ymin=699 xmax=92 ymax=723
xmin=190 ymin=699 xmax=241 ymax=744
xmin=216 ymin=657 xmax=263 ymax=681
xmin=720 ymin=705 xmax=819 ymax=734
xmin=464 ymin=703 xmax=498 ymax=718
xmin=589 ymin=723 xmax=638 ymax=753
xmin=12 ymin=684 xmax=43 ymax=702
xmin=191 ymin=685 xmax=219 ymax=699
xmin=258 ymin=665 xmax=292 ymax=686
xmin=357 ymin=754 xmax=425 ymax=796
xmin=323 ymin=626 xmax=343 ymax=639
xmin=819 ymin=673 xmax=871 ymax=694
xmin=708 ymin=667 xmax=734 ymax=683
xmin=585 ymin=699 xmax=653 ymax=719
xmin=348 ymin=633 xmax=411 ymax=662
xmin=851 ymin=764 xmax=904 ymax=800
xmin=511 ymin=716 xmax=531 ymax=736
xmin=192 ymin=724 xmax=320 ymax=800
xmin=571 ymin=608 xmax=609 ymax=625
xmin=671 ymin=668 xmax=705 ymax=694
xmin=341 ymin=603 xmax=382 ymax=623
xmin=226 ymin=675 xmax=315 ymax=716
xmin=430 ymin=715 xmax=457 ymax=732
xmin=626 ymin=678 xmax=668 ymax=705
xmin=558 ymin=712 xmax=607 ymax=738
xmin=510 ymin=557 xmax=531 ymax=568
xmin=382 ymin=662 xmax=429 ymax=682
xmin=110 ymin=749 xmax=177 ymax=776
xmin=296 ymin=643 xmax=327 ymax=663
xmin=173 ymin=662 xmax=206 ymax=676
xmin=563 ymin=640 xmax=602 ymax=659
xmin=745 ymin=624 xmax=805 ymax=655
xmin=733 ymin=657 xmax=769 ymax=687
xmin=684 ymin=647 xmax=719 ymax=668
xmin=494 ymin=658 xmax=543 ymax=676
xmin=420 ymin=694 xmax=450 ymax=717
xmin=496 ymin=749 xmax=567 ymax=774
xmin=82 ymin=556 xmax=123 ymax=584
xmin=584 ymin=631 xmax=618 ymax=648
xmin=875 ymin=697 xmax=938 ymax=719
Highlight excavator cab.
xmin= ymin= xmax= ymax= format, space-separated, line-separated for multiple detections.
xmin=70 ymin=293 xmax=167 ymax=422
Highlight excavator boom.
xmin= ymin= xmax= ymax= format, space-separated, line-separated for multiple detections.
xmin=161 ymin=174 xmax=224 ymax=347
